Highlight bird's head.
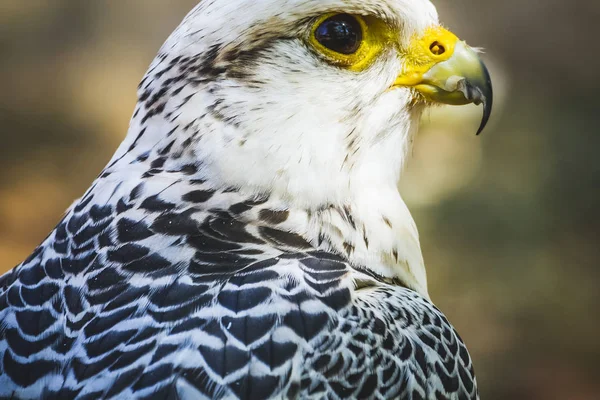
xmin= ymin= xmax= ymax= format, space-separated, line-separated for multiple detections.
xmin=117 ymin=0 xmax=493 ymax=296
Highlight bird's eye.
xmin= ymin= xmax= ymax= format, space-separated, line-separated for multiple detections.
xmin=314 ymin=14 xmax=363 ymax=55
xmin=308 ymin=13 xmax=391 ymax=71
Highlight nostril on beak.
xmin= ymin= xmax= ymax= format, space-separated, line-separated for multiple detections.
xmin=429 ymin=41 xmax=445 ymax=56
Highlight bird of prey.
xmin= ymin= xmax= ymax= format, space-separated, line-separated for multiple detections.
xmin=0 ymin=0 xmax=492 ymax=399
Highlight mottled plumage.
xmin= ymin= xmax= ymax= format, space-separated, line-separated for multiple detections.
xmin=0 ymin=0 xmax=490 ymax=399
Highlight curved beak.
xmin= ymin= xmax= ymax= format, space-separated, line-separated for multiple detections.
xmin=394 ymin=28 xmax=493 ymax=135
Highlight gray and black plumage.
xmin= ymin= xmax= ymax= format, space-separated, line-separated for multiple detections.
xmin=0 ymin=0 xmax=492 ymax=399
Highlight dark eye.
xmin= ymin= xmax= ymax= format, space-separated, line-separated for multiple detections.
xmin=314 ymin=14 xmax=363 ymax=55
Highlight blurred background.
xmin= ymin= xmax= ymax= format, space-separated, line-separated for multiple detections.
xmin=0 ymin=1 xmax=598 ymax=399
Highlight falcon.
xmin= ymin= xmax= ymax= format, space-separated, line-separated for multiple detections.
xmin=0 ymin=0 xmax=492 ymax=399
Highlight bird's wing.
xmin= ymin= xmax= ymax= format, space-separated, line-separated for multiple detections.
xmin=0 ymin=188 xmax=477 ymax=399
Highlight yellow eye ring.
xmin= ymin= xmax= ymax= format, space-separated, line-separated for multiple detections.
xmin=308 ymin=13 xmax=391 ymax=72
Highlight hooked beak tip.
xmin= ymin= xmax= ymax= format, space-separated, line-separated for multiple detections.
xmin=453 ymin=59 xmax=493 ymax=135
xmin=474 ymin=61 xmax=493 ymax=135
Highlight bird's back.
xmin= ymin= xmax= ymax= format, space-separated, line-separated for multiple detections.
xmin=0 ymin=177 xmax=477 ymax=399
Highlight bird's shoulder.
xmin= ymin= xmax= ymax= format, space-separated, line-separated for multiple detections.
xmin=0 ymin=186 xmax=477 ymax=399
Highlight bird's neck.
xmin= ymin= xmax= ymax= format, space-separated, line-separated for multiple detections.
xmin=94 ymin=137 xmax=428 ymax=298
xmin=96 ymin=64 xmax=428 ymax=297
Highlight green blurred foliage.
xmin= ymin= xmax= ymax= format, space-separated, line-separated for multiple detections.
xmin=0 ymin=1 xmax=598 ymax=399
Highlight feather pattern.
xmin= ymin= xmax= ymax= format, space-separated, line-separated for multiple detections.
xmin=0 ymin=0 xmax=479 ymax=398
xmin=0 ymin=180 xmax=477 ymax=399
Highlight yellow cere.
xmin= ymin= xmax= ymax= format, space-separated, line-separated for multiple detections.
xmin=308 ymin=14 xmax=393 ymax=72
xmin=394 ymin=26 xmax=460 ymax=86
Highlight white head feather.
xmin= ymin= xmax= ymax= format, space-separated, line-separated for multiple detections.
xmin=108 ymin=0 xmax=444 ymax=298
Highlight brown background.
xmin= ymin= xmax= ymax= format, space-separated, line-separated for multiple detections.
xmin=1 ymin=1 xmax=598 ymax=399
